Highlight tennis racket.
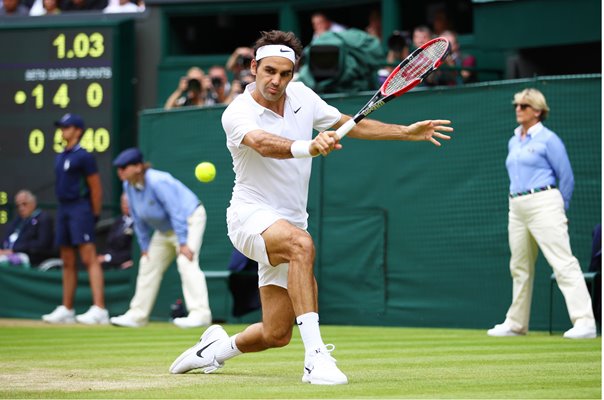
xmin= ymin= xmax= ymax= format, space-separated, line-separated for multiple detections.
xmin=335 ymin=37 xmax=451 ymax=139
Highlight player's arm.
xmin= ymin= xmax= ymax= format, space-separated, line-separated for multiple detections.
xmin=242 ymin=129 xmax=341 ymax=158
xmin=332 ymin=115 xmax=453 ymax=146
xmin=86 ymin=173 xmax=103 ymax=219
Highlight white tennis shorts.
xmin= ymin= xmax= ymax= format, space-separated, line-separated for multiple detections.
xmin=226 ymin=203 xmax=290 ymax=288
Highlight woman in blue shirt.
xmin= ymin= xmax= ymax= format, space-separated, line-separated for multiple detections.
xmin=487 ymin=88 xmax=596 ymax=339
xmin=109 ymin=148 xmax=212 ymax=328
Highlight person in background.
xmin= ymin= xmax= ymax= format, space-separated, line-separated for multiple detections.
xmin=164 ymin=67 xmax=208 ymax=110
xmin=311 ymin=11 xmax=346 ymax=40
xmin=365 ymin=8 xmax=382 ymax=40
xmin=0 ymin=0 xmax=29 ymax=15
xmin=205 ymin=65 xmax=231 ymax=105
xmin=109 ymin=148 xmax=212 ymax=329
xmin=29 ymin=0 xmax=60 ymax=15
xmin=411 ymin=25 xmax=433 ymax=51
xmin=42 ymin=113 xmax=109 ymax=325
xmin=226 ymin=47 xmax=254 ymax=79
xmin=487 ymin=88 xmax=596 ymax=339
xmin=97 ymin=193 xmax=134 ymax=269
xmin=0 ymin=190 xmax=55 ymax=267
xmin=103 ymin=0 xmax=143 ymax=13
xmin=59 ymin=0 xmax=107 ymax=11
xmin=435 ymin=30 xmax=476 ymax=86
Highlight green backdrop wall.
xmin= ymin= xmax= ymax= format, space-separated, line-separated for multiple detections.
xmin=1 ymin=75 xmax=600 ymax=332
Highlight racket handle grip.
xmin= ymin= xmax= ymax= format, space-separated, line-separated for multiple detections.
xmin=335 ymin=119 xmax=357 ymax=139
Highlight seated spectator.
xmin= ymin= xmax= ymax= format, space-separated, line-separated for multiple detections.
xmin=103 ymin=0 xmax=143 ymax=13
xmin=411 ymin=25 xmax=433 ymax=51
xmin=0 ymin=190 xmax=56 ymax=268
xmin=435 ymin=30 xmax=477 ymax=85
xmin=59 ymin=0 xmax=107 ymax=11
xmin=97 ymin=193 xmax=134 ymax=269
xmin=311 ymin=11 xmax=346 ymax=40
xmin=40 ymin=0 xmax=60 ymax=14
xmin=205 ymin=65 xmax=231 ymax=105
xmin=0 ymin=0 xmax=29 ymax=16
xmin=164 ymin=67 xmax=208 ymax=110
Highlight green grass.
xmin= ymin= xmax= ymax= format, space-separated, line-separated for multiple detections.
xmin=0 ymin=320 xmax=600 ymax=399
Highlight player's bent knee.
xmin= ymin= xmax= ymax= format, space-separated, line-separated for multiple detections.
xmin=290 ymin=233 xmax=315 ymax=260
xmin=263 ymin=329 xmax=293 ymax=348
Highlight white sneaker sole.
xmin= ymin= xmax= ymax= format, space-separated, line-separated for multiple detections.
xmin=302 ymin=372 xmax=348 ymax=385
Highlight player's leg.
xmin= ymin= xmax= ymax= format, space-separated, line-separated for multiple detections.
xmin=527 ymin=190 xmax=596 ymax=338
xmin=261 ymin=220 xmax=347 ymax=385
xmin=173 ymin=205 xmax=212 ymax=327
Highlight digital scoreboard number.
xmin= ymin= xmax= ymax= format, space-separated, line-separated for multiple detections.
xmin=0 ymin=20 xmax=135 ymax=237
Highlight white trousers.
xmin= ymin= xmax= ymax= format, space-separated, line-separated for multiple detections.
xmin=504 ymin=189 xmax=595 ymax=333
xmin=124 ymin=205 xmax=212 ymax=324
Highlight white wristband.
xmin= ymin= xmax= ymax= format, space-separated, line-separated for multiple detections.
xmin=290 ymin=140 xmax=315 ymax=158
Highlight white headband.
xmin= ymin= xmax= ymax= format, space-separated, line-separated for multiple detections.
xmin=255 ymin=45 xmax=296 ymax=64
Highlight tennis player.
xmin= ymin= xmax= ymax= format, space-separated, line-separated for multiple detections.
xmin=170 ymin=30 xmax=453 ymax=385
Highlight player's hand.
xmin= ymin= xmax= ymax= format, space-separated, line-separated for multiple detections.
xmin=179 ymin=245 xmax=194 ymax=261
xmin=406 ymin=120 xmax=453 ymax=146
xmin=310 ymin=131 xmax=342 ymax=157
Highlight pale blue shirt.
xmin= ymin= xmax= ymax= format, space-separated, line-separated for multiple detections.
xmin=505 ymin=122 xmax=574 ymax=210
xmin=124 ymin=169 xmax=200 ymax=251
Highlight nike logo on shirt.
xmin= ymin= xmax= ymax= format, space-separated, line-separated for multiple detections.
xmin=294 ymin=107 xmax=301 ymax=114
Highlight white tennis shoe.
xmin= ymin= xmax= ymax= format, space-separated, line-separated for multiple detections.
xmin=302 ymin=344 xmax=348 ymax=385
xmin=487 ymin=323 xmax=524 ymax=337
xmin=110 ymin=314 xmax=146 ymax=328
xmin=76 ymin=305 xmax=110 ymax=325
xmin=169 ymin=325 xmax=229 ymax=374
xmin=42 ymin=305 xmax=75 ymax=324
xmin=563 ymin=325 xmax=597 ymax=339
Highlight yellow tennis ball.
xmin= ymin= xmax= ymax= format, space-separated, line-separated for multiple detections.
xmin=195 ymin=162 xmax=216 ymax=183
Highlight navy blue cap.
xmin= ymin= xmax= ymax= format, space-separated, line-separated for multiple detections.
xmin=54 ymin=113 xmax=85 ymax=129
xmin=113 ymin=147 xmax=144 ymax=168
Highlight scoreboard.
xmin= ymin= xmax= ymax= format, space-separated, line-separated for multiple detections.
xmin=0 ymin=19 xmax=135 ymax=237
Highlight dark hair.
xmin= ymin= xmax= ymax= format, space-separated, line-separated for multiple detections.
xmin=253 ymin=30 xmax=303 ymax=64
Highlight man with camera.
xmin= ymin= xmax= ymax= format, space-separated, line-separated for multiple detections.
xmin=164 ymin=67 xmax=208 ymax=110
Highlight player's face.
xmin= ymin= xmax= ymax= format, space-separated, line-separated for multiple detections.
xmin=251 ymin=57 xmax=294 ymax=104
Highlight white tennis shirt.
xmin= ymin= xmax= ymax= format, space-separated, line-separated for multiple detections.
xmin=222 ymin=81 xmax=341 ymax=226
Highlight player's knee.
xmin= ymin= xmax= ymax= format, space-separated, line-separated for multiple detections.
xmin=289 ymin=232 xmax=315 ymax=262
xmin=263 ymin=327 xmax=293 ymax=348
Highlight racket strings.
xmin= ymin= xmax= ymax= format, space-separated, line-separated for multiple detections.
xmin=384 ymin=40 xmax=449 ymax=96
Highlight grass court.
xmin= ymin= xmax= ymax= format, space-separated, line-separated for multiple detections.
xmin=0 ymin=319 xmax=600 ymax=399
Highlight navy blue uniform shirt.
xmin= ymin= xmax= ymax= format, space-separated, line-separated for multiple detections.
xmin=55 ymin=144 xmax=98 ymax=202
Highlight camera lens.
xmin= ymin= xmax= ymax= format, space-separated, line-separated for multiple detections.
xmin=211 ymin=77 xmax=223 ymax=88
xmin=186 ymin=78 xmax=201 ymax=92
xmin=387 ymin=31 xmax=407 ymax=52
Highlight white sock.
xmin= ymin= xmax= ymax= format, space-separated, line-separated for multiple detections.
xmin=215 ymin=334 xmax=242 ymax=363
xmin=296 ymin=312 xmax=325 ymax=355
